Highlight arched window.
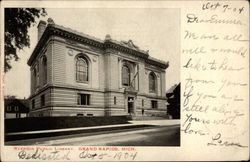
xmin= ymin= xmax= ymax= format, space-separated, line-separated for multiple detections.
xmin=76 ymin=56 xmax=88 ymax=82
xmin=122 ymin=65 xmax=130 ymax=86
xmin=42 ymin=56 xmax=47 ymax=85
xmin=149 ymin=72 xmax=157 ymax=93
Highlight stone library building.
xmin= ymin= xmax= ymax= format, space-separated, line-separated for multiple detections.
xmin=28 ymin=20 xmax=169 ymax=117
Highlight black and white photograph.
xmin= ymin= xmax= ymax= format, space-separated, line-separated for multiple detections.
xmin=1 ymin=1 xmax=248 ymax=161
xmin=4 ymin=8 xmax=180 ymax=146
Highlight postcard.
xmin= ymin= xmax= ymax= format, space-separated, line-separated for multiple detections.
xmin=0 ymin=0 xmax=249 ymax=161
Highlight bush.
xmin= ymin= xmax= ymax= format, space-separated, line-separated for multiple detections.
xmin=5 ymin=116 xmax=129 ymax=133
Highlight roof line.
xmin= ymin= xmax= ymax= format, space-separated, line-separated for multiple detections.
xmin=28 ymin=22 xmax=169 ymax=69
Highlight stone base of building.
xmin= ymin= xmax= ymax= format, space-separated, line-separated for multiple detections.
xmin=29 ymin=107 xmax=166 ymax=118
xmin=29 ymin=86 xmax=167 ymax=118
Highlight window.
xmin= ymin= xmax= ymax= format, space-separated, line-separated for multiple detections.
xmin=32 ymin=99 xmax=35 ymax=109
xmin=33 ymin=64 xmax=39 ymax=88
xmin=142 ymin=99 xmax=144 ymax=107
xmin=7 ymin=106 xmax=11 ymax=111
xmin=41 ymin=95 xmax=45 ymax=107
xmin=149 ymin=72 xmax=157 ymax=93
xmin=42 ymin=56 xmax=47 ymax=85
xmin=151 ymin=100 xmax=158 ymax=109
xmin=14 ymin=106 xmax=19 ymax=111
xmin=76 ymin=56 xmax=88 ymax=82
xmin=36 ymin=64 xmax=39 ymax=87
xmin=122 ymin=65 xmax=130 ymax=86
xmin=114 ymin=96 xmax=117 ymax=105
xmin=33 ymin=68 xmax=37 ymax=88
xmin=77 ymin=94 xmax=90 ymax=105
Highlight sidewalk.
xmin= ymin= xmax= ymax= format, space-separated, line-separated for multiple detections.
xmin=129 ymin=119 xmax=180 ymax=126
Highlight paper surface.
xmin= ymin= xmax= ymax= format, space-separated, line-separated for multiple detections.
xmin=181 ymin=1 xmax=249 ymax=160
xmin=1 ymin=0 xmax=249 ymax=161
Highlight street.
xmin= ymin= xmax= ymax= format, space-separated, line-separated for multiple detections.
xmin=7 ymin=125 xmax=180 ymax=146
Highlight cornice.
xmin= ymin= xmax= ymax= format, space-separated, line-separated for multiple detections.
xmin=27 ymin=24 xmax=169 ymax=69
xmin=27 ymin=25 xmax=104 ymax=66
xmin=145 ymin=58 xmax=169 ymax=69
xmin=52 ymin=26 xmax=104 ymax=49
xmin=104 ymin=40 xmax=148 ymax=59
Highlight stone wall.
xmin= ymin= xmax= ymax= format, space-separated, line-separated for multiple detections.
xmin=29 ymin=34 xmax=167 ymax=117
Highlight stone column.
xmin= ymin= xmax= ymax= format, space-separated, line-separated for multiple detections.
xmin=161 ymin=72 xmax=166 ymax=97
xmin=138 ymin=62 xmax=146 ymax=94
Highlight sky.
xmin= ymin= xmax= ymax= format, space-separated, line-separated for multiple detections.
xmin=4 ymin=8 xmax=180 ymax=98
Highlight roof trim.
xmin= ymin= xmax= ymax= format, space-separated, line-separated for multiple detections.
xmin=146 ymin=56 xmax=169 ymax=69
xmin=27 ymin=23 xmax=169 ymax=69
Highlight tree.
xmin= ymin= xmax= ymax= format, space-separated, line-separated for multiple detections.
xmin=166 ymin=83 xmax=180 ymax=119
xmin=4 ymin=8 xmax=46 ymax=72
xmin=5 ymin=95 xmax=16 ymax=99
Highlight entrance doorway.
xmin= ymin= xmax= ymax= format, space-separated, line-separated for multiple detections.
xmin=128 ymin=97 xmax=134 ymax=114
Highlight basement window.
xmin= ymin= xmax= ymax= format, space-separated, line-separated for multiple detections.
xmin=77 ymin=94 xmax=90 ymax=105
xmin=41 ymin=94 xmax=45 ymax=107
xmin=151 ymin=100 xmax=158 ymax=109
xmin=114 ymin=96 xmax=117 ymax=105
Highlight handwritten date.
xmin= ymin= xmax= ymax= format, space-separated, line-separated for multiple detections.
xmin=202 ymin=2 xmax=244 ymax=14
xmin=79 ymin=150 xmax=137 ymax=160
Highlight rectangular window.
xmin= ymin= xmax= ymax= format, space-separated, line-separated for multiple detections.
xmin=36 ymin=65 xmax=39 ymax=87
xmin=142 ymin=99 xmax=144 ymax=107
xmin=33 ymin=68 xmax=37 ymax=89
xmin=114 ymin=96 xmax=117 ymax=105
xmin=151 ymin=100 xmax=158 ymax=109
xmin=15 ymin=106 xmax=19 ymax=111
xmin=32 ymin=99 xmax=35 ymax=109
xmin=41 ymin=95 xmax=45 ymax=107
xmin=7 ymin=106 xmax=11 ymax=111
xmin=77 ymin=94 xmax=90 ymax=105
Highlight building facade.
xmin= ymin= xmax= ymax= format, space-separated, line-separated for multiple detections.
xmin=5 ymin=98 xmax=29 ymax=119
xmin=28 ymin=20 xmax=169 ymax=117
